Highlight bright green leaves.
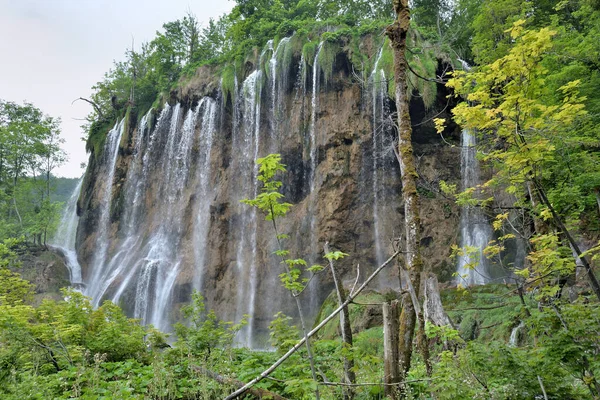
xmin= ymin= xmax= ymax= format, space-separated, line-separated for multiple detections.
xmin=256 ymin=154 xmax=286 ymax=185
xmin=526 ymin=233 xmax=576 ymax=299
xmin=242 ymin=153 xmax=324 ymax=296
xmin=241 ymin=154 xmax=292 ymax=221
xmin=0 ymin=287 xmax=156 ymax=382
xmin=274 ymin=249 xmax=290 ymax=257
xmin=448 ymin=19 xmax=596 ymax=289
xmin=279 ymin=269 xmax=306 ymax=293
xmin=323 ymin=250 xmax=348 ymax=261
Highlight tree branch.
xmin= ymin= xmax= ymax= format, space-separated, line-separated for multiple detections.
xmin=72 ymin=97 xmax=104 ymax=119
xmin=224 ymin=249 xmax=401 ymax=400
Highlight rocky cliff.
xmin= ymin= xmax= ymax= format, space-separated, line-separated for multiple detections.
xmin=75 ymin=38 xmax=462 ymax=347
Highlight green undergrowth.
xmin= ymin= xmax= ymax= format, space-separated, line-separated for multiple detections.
xmin=442 ymin=284 xmax=530 ymax=343
xmin=2 ymin=269 xmax=595 ymax=399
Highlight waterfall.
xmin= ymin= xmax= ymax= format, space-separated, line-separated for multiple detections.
xmin=193 ymin=98 xmax=219 ymax=292
xmin=51 ymin=178 xmax=83 ymax=286
xmin=269 ymin=37 xmax=291 ymax=145
xmin=75 ymin=35 xmax=441 ymax=346
xmin=309 ymin=41 xmax=324 ymax=194
xmin=85 ymin=118 xmax=126 ymax=302
xmin=82 ymin=100 xmax=220 ymax=332
xmin=370 ymin=46 xmax=392 ymax=287
xmin=233 ymin=67 xmax=264 ymax=347
xmin=509 ymin=321 xmax=525 ymax=347
xmin=457 ymin=130 xmax=493 ymax=285
xmin=123 ymin=109 xmax=153 ymax=233
xmin=306 ymin=41 xmax=324 ymax=313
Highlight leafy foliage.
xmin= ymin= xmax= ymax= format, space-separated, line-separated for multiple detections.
xmin=0 ymin=100 xmax=66 ymax=244
xmin=175 ymin=291 xmax=246 ymax=357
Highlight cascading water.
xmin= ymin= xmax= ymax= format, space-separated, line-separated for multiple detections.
xmin=309 ymin=41 xmax=324 ymax=193
xmin=77 ymin=36 xmax=422 ymax=346
xmin=456 ymin=130 xmax=493 ymax=285
xmin=369 ymin=46 xmax=393 ymax=286
xmin=269 ymin=37 xmax=291 ymax=146
xmin=83 ymin=99 xmax=218 ymax=331
xmin=509 ymin=321 xmax=525 ymax=347
xmin=51 ymin=178 xmax=83 ymax=286
xmin=193 ymin=98 xmax=218 ymax=292
xmin=86 ymin=118 xmax=126 ymax=301
xmin=306 ymin=41 xmax=324 ymax=312
xmin=233 ymin=66 xmax=264 ymax=347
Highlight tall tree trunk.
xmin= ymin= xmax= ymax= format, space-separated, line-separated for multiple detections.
xmin=386 ymin=0 xmax=424 ymax=381
xmin=383 ymin=300 xmax=401 ymax=399
xmin=324 ymin=242 xmax=355 ymax=399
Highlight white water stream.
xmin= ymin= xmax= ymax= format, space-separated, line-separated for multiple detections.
xmin=51 ymin=178 xmax=84 ymax=287
xmin=456 ymin=130 xmax=493 ymax=285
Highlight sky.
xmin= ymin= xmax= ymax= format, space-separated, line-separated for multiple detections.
xmin=0 ymin=0 xmax=233 ymax=178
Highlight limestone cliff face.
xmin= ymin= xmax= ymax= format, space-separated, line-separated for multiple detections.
xmin=16 ymin=248 xmax=71 ymax=304
xmin=76 ymin=47 xmax=462 ymax=346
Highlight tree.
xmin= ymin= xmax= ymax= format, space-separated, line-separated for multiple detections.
xmin=447 ymin=20 xmax=600 ymax=301
xmin=386 ymin=0 xmax=427 ymax=381
xmin=242 ymin=154 xmax=323 ymax=399
xmin=0 ymin=100 xmax=66 ymax=244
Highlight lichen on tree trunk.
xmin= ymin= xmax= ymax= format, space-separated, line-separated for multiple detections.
xmin=386 ymin=0 xmax=425 ymax=382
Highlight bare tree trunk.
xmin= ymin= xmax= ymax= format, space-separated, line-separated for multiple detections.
xmin=386 ymin=0 xmax=424 ymax=380
xmin=324 ymin=242 xmax=355 ymax=399
xmin=383 ymin=300 xmax=400 ymax=399
xmin=423 ymin=274 xmax=453 ymax=327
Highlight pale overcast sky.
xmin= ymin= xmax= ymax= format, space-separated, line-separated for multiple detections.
xmin=0 ymin=0 xmax=233 ymax=178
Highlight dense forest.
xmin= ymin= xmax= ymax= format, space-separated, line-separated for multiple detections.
xmin=1 ymin=0 xmax=600 ymax=398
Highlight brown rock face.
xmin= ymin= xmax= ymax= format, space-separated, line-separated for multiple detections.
xmin=76 ymin=51 xmax=462 ymax=347
xmin=16 ymin=248 xmax=71 ymax=304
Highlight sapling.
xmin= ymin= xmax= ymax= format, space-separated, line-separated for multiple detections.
xmin=242 ymin=153 xmax=324 ymax=399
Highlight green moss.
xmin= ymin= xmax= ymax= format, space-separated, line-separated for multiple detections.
xmin=407 ymin=45 xmax=438 ymax=109
xmin=289 ymin=31 xmax=307 ymax=60
xmin=244 ymin=46 xmax=260 ymax=70
xmin=278 ymin=36 xmax=297 ymax=74
xmin=317 ymin=39 xmax=339 ymax=86
xmin=302 ymin=41 xmax=318 ymax=67
xmin=259 ymin=41 xmax=274 ymax=79
xmin=442 ymin=285 xmax=530 ymax=343
xmin=86 ymin=118 xmax=114 ymax=159
xmin=221 ymin=64 xmax=237 ymax=103
xmin=379 ymin=40 xmax=394 ymax=76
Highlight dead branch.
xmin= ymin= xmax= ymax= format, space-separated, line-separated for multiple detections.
xmin=223 ymin=249 xmax=401 ymax=400
xmin=72 ymin=97 xmax=104 ymax=119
